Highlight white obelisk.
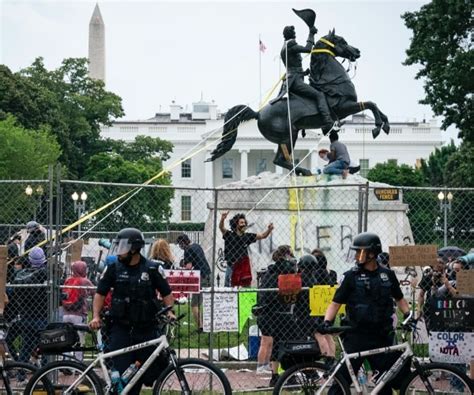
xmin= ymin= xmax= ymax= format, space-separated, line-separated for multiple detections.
xmin=88 ymin=3 xmax=105 ymax=82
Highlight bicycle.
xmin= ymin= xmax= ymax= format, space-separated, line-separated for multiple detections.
xmin=273 ymin=315 xmax=473 ymax=395
xmin=0 ymin=317 xmax=38 ymax=394
xmin=24 ymin=306 xmax=232 ymax=394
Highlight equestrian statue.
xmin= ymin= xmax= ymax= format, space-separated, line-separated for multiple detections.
xmin=206 ymin=9 xmax=390 ymax=176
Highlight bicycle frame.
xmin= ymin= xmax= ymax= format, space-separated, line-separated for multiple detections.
xmin=317 ymin=339 xmax=413 ymax=395
xmin=63 ymin=330 xmax=171 ymax=395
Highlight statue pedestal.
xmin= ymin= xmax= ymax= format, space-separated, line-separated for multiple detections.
xmin=203 ymin=172 xmax=413 ymax=282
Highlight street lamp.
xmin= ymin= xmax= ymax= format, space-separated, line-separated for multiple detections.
xmin=437 ymin=191 xmax=453 ymax=247
xmin=25 ymin=185 xmax=44 ymax=220
xmin=71 ymin=191 xmax=88 ymax=236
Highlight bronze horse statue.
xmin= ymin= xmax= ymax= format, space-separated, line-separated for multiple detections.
xmin=207 ymin=30 xmax=390 ymax=176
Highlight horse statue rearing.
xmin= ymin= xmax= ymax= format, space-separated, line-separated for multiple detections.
xmin=207 ymin=29 xmax=390 ymax=176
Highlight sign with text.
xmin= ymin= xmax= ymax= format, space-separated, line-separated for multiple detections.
xmin=429 ymin=297 xmax=474 ymax=331
xmin=455 ymin=270 xmax=474 ymax=296
xmin=389 ymin=245 xmax=438 ymax=267
xmin=164 ymin=269 xmax=200 ymax=297
xmin=374 ymin=188 xmax=399 ymax=201
xmin=309 ymin=285 xmax=345 ymax=316
xmin=203 ymin=291 xmax=238 ymax=333
xmin=429 ymin=332 xmax=474 ymax=363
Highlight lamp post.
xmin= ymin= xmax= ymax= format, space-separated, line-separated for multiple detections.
xmin=437 ymin=191 xmax=453 ymax=247
xmin=71 ymin=191 xmax=88 ymax=237
xmin=25 ymin=185 xmax=44 ymax=221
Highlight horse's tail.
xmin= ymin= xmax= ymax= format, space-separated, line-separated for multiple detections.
xmin=206 ymin=105 xmax=257 ymax=162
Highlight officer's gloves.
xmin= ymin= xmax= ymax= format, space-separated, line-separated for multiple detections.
xmin=317 ymin=320 xmax=334 ymax=334
xmin=402 ymin=311 xmax=417 ymax=331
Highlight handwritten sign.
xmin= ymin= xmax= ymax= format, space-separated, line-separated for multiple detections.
xmin=164 ymin=270 xmax=200 ymax=298
xmin=389 ymin=245 xmax=438 ymax=267
xmin=374 ymin=188 xmax=399 ymax=201
xmin=238 ymin=291 xmax=257 ymax=333
xmin=429 ymin=332 xmax=474 ymax=363
xmin=456 ymin=271 xmax=474 ymax=296
xmin=203 ymin=291 xmax=238 ymax=333
xmin=309 ymin=285 xmax=345 ymax=316
xmin=429 ymin=297 xmax=474 ymax=331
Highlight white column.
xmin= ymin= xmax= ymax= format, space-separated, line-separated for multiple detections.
xmin=310 ymin=149 xmax=318 ymax=173
xmin=205 ymin=151 xmax=214 ymax=188
xmin=239 ymin=149 xmax=249 ymax=180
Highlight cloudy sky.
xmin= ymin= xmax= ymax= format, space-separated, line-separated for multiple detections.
xmin=0 ymin=0 xmax=458 ymax=141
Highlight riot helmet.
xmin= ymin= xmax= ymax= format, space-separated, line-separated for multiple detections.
xmin=348 ymin=232 xmax=382 ymax=265
xmin=298 ymin=254 xmax=318 ymax=270
xmin=110 ymin=228 xmax=145 ymax=256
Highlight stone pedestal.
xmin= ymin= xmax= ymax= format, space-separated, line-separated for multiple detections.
xmin=203 ymin=172 xmax=414 ymax=283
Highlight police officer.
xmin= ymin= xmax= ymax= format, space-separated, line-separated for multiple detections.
xmin=320 ymin=232 xmax=413 ymax=395
xmin=90 ymin=228 xmax=174 ymax=394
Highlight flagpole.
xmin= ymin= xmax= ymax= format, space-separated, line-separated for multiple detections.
xmin=259 ymin=34 xmax=262 ymax=106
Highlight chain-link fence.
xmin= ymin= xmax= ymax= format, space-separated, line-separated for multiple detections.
xmin=0 ymin=170 xmax=472 ymax=391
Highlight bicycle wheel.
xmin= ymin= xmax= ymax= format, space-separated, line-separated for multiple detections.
xmin=400 ymin=362 xmax=474 ymax=395
xmin=24 ymin=360 xmax=104 ymax=395
xmin=153 ymin=358 xmax=232 ymax=395
xmin=273 ymin=361 xmax=350 ymax=395
xmin=0 ymin=361 xmax=37 ymax=395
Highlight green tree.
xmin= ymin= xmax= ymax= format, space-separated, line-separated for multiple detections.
xmin=420 ymin=140 xmax=458 ymax=186
xmin=0 ymin=115 xmax=61 ymax=225
xmin=0 ymin=58 xmax=124 ymax=178
xmin=367 ymin=162 xmax=425 ymax=186
xmin=77 ymin=136 xmax=174 ymax=232
xmin=444 ymin=142 xmax=474 ymax=188
xmin=402 ymin=0 xmax=473 ymax=141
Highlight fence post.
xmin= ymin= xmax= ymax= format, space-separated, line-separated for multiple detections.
xmin=357 ymin=185 xmax=363 ymax=233
xmin=363 ymin=182 xmax=369 ymax=232
xmin=208 ymin=188 xmax=219 ymax=362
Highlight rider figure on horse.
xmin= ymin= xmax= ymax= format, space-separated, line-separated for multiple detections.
xmin=273 ymin=24 xmax=334 ymax=135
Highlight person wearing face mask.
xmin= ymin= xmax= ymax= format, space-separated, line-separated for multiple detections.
xmin=320 ymin=232 xmax=414 ymax=395
xmin=219 ymin=212 xmax=274 ymax=287
xmin=89 ymin=228 xmax=175 ymax=395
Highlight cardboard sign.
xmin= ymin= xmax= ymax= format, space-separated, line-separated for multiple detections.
xmin=309 ymin=285 xmax=345 ymax=316
xmin=203 ymin=291 xmax=238 ymax=333
xmin=429 ymin=332 xmax=474 ymax=364
xmin=455 ymin=271 xmax=474 ymax=296
xmin=374 ymin=188 xmax=399 ymax=201
xmin=389 ymin=245 xmax=438 ymax=267
xmin=67 ymin=239 xmax=84 ymax=264
xmin=429 ymin=297 xmax=474 ymax=331
xmin=164 ymin=269 xmax=201 ymax=297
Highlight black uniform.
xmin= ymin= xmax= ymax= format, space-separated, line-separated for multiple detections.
xmin=97 ymin=256 xmax=172 ymax=394
xmin=329 ymin=265 xmax=409 ymax=395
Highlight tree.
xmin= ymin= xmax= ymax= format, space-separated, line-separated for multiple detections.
xmin=367 ymin=162 xmax=424 ymax=187
xmin=402 ymin=0 xmax=473 ymax=141
xmin=420 ymin=140 xmax=458 ymax=186
xmin=444 ymin=142 xmax=474 ymax=188
xmin=77 ymin=136 xmax=174 ymax=232
xmin=0 ymin=58 xmax=124 ymax=178
xmin=0 ymin=115 xmax=61 ymax=225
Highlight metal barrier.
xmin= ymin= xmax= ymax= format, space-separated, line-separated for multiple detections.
xmin=0 ymin=171 xmax=472 ymax=391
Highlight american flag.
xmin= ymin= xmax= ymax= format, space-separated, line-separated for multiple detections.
xmin=259 ymin=39 xmax=267 ymax=53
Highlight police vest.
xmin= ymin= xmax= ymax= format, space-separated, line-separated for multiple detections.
xmin=110 ymin=260 xmax=159 ymax=325
xmin=345 ymin=268 xmax=394 ymax=330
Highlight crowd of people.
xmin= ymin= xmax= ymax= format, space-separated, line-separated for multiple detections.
xmin=2 ymin=215 xmax=472 ymax=392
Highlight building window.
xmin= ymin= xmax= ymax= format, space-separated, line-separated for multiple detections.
xmin=360 ymin=159 xmax=370 ymax=178
xmin=181 ymin=196 xmax=191 ymax=221
xmin=256 ymin=158 xmax=267 ymax=175
xmin=387 ymin=159 xmax=398 ymax=166
xmin=222 ymin=158 xmax=234 ymax=179
xmin=181 ymin=159 xmax=191 ymax=178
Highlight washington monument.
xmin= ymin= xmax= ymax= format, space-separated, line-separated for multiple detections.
xmin=88 ymin=3 xmax=105 ymax=82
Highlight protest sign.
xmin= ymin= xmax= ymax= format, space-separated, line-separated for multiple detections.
xmin=429 ymin=297 xmax=474 ymax=331
xmin=164 ymin=269 xmax=200 ymax=298
xmin=309 ymin=285 xmax=345 ymax=316
xmin=203 ymin=291 xmax=238 ymax=333
xmin=389 ymin=245 xmax=437 ymax=267
xmin=429 ymin=332 xmax=474 ymax=363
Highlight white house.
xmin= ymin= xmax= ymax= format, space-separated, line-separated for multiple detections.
xmin=101 ymin=100 xmax=443 ymax=223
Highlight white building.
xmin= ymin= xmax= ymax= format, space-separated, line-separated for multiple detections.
xmin=101 ymin=100 xmax=443 ymax=222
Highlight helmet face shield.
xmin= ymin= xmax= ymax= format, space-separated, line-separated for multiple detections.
xmin=110 ymin=238 xmax=133 ymax=256
xmin=347 ymin=247 xmax=368 ymax=265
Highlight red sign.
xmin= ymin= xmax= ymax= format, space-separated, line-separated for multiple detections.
xmin=164 ymin=270 xmax=201 ymax=298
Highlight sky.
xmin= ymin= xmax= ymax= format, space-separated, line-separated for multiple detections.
xmin=0 ymin=0 xmax=459 ymax=142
